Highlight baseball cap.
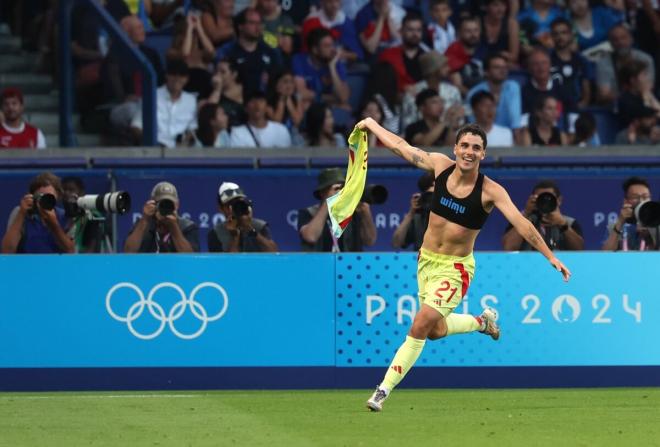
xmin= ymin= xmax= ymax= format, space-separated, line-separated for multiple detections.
xmin=151 ymin=181 xmax=179 ymax=202
xmin=218 ymin=182 xmax=247 ymax=204
xmin=1 ymin=87 xmax=24 ymax=104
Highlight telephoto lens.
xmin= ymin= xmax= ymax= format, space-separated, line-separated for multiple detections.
xmin=535 ymin=192 xmax=557 ymax=214
xmin=77 ymin=192 xmax=131 ymax=214
xmin=361 ymin=184 xmax=388 ymax=205
xmin=157 ymin=198 xmax=175 ymax=216
xmin=635 ymin=200 xmax=660 ymax=227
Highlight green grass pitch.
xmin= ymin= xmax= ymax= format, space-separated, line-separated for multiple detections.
xmin=1 ymin=388 xmax=659 ymax=446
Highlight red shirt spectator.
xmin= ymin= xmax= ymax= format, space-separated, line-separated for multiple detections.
xmin=378 ymin=12 xmax=428 ymax=92
xmin=0 ymin=88 xmax=46 ymax=149
xmin=302 ymin=0 xmax=363 ymax=61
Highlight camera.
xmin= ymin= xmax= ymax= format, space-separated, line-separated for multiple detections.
xmin=30 ymin=192 xmax=56 ymax=214
xmin=231 ymin=197 xmax=252 ymax=218
xmin=535 ymin=192 xmax=557 ymax=215
xmin=415 ymin=191 xmax=433 ymax=214
xmin=633 ymin=200 xmax=660 ymax=227
xmin=157 ymin=198 xmax=175 ymax=216
xmin=361 ymin=184 xmax=388 ymax=205
xmin=65 ymin=192 xmax=132 ymax=217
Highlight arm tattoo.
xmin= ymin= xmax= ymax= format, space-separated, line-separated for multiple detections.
xmin=412 ymin=154 xmax=422 ymax=167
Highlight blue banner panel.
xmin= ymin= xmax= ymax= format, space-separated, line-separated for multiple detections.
xmin=335 ymin=253 xmax=660 ymax=367
xmin=0 ymin=254 xmax=335 ymax=367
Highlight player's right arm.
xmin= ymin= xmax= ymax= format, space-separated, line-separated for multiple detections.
xmin=356 ymin=117 xmax=452 ymax=172
xmin=486 ymin=179 xmax=571 ymax=282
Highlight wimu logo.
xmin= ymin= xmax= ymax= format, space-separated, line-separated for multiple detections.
xmin=440 ymin=196 xmax=466 ymax=214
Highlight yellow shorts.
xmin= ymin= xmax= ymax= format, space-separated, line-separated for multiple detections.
xmin=417 ymin=248 xmax=475 ymax=317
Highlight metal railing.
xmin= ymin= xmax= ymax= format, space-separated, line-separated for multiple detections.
xmin=58 ymin=0 xmax=157 ymax=147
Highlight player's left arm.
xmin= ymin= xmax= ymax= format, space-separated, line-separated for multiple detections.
xmin=485 ymin=178 xmax=571 ymax=282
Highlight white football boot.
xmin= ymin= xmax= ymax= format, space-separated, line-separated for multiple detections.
xmin=479 ymin=307 xmax=501 ymax=341
xmin=366 ymin=386 xmax=390 ymax=412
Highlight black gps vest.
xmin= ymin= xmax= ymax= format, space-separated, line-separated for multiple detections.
xmin=430 ymin=165 xmax=490 ymax=230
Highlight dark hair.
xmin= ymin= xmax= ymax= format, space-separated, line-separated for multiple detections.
xmin=266 ymin=69 xmax=296 ymax=108
xmin=61 ymin=176 xmax=85 ymax=194
xmin=402 ymin=11 xmax=424 ymax=26
xmin=415 ymin=88 xmax=439 ymax=107
xmin=306 ymin=27 xmax=333 ymax=51
xmin=533 ymin=180 xmax=561 ymax=197
xmin=572 ymin=111 xmax=596 ymax=144
xmin=197 ymin=103 xmax=221 ymax=146
xmin=617 ymin=59 xmax=649 ymax=88
xmin=217 ymin=58 xmax=243 ymax=85
xmin=244 ymin=90 xmax=267 ymax=103
xmin=234 ymin=7 xmax=260 ymax=34
xmin=483 ymin=52 xmax=507 ymax=71
xmin=357 ymin=97 xmax=385 ymax=123
xmin=364 ymin=62 xmax=399 ymax=110
xmin=455 ymin=123 xmax=487 ymax=149
xmin=458 ymin=16 xmax=479 ymax=30
xmin=166 ymin=57 xmax=189 ymax=76
xmin=531 ymin=93 xmax=555 ymax=126
xmin=29 ymin=172 xmax=63 ymax=198
xmin=550 ymin=17 xmax=572 ymax=31
xmin=430 ymin=0 xmax=450 ymax=7
xmin=417 ymin=171 xmax=435 ymax=192
xmin=305 ymin=102 xmax=331 ymax=146
xmin=470 ymin=90 xmax=495 ymax=109
xmin=622 ymin=176 xmax=650 ymax=195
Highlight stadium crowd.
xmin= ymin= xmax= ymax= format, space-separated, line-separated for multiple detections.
xmin=1 ymin=0 xmax=660 ymax=148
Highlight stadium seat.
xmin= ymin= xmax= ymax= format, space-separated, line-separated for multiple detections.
xmin=145 ymin=32 xmax=174 ymax=68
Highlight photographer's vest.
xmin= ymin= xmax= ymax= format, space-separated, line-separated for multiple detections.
xmin=430 ymin=165 xmax=490 ymax=230
xmin=213 ymin=218 xmax=267 ymax=252
xmin=300 ymin=204 xmax=362 ymax=252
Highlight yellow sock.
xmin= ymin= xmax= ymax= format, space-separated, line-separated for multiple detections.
xmin=380 ymin=336 xmax=425 ymax=391
xmin=445 ymin=313 xmax=483 ymax=335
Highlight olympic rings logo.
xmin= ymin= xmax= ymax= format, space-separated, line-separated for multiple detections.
xmin=106 ymin=282 xmax=228 ymax=340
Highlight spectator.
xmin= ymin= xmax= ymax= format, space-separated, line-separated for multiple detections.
xmin=0 ymin=88 xmax=46 ymax=149
xmin=131 ymin=58 xmax=197 ymax=148
xmin=401 ymin=51 xmax=462 ymax=130
xmin=522 ymin=47 xmax=573 ymax=124
xmin=567 ymin=0 xmax=624 ymax=52
xmin=617 ymin=60 xmax=660 ymax=127
xmin=378 ymin=12 xmax=429 ymax=93
xmin=256 ymin=0 xmax=295 ymax=56
xmin=596 ymin=24 xmax=655 ymax=105
xmin=193 ymin=103 xmax=231 ymax=147
xmin=280 ymin=0 xmax=313 ymax=24
xmin=229 ymin=91 xmax=292 ymax=147
xmin=521 ymin=94 xmax=569 ymax=146
xmin=625 ymin=0 xmax=660 ymax=88
xmin=602 ymin=176 xmax=659 ymax=251
xmin=404 ymin=88 xmax=461 ymax=147
xmin=293 ymin=28 xmax=350 ymax=109
xmin=106 ymin=15 xmax=165 ymax=142
xmin=266 ymin=70 xmax=305 ymax=135
xmin=467 ymin=52 xmax=522 ymax=138
xmin=550 ymin=18 xmax=594 ymax=110
xmin=2 ymin=172 xmax=73 ymax=254
xmin=124 ymin=181 xmax=199 ymax=253
xmin=614 ymin=104 xmax=660 ymax=145
xmin=445 ymin=16 xmax=487 ymax=96
xmin=298 ymin=168 xmax=377 ymax=252
xmin=209 ymin=182 xmax=278 ymax=252
xmin=305 ymin=102 xmax=345 ymax=147
xmin=517 ymin=0 xmax=566 ymax=52
xmin=358 ymin=97 xmax=386 ymax=147
xmin=426 ymin=0 xmax=456 ymax=54
xmin=481 ymin=0 xmax=519 ymax=65
xmin=571 ymin=111 xmax=600 ymax=146
xmin=356 ymin=0 xmax=405 ymax=56
xmin=391 ymin=171 xmax=434 ymax=251
xmin=216 ymin=7 xmax=283 ymax=96
xmin=201 ymin=0 xmax=235 ymax=47
xmin=302 ymin=0 xmax=364 ymax=63
xmin=502 ymin=180 xmax=584 ymax=251
xmin=470 ymin=91 xmax=513 ymax=147
xmin=61 ymin=176 xmax=111 ymax=253
xmin=207 ymin=59 xmax=246 ymax=127
xmin=363 ymin=62 xmax=402 ymax=133
xmin=167 ymin=14 xmax=216 ymax=99
xmin=146 ymin=0 xmax=184 ymax=30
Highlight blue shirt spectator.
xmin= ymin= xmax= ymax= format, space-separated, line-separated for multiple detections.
xmin=467 ymin=80 xmax=521 ymax=130
xmin=518 ymin=0 xmax=566 ymax=47
xmin=292 ymin=53 xmax=348 ymax=102
xmin=567 ymin=0 xmax=624 ymax=51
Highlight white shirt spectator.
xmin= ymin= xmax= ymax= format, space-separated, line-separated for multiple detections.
xmin=486 ymin=124 xmax=514 ymax=147
xmin=230 ymin=122 xmax=292 ymax=148
xmin=428 ymin=22 xmax=456 ymax=54
xmin=131 ymin=86 xmax=197 ymax=148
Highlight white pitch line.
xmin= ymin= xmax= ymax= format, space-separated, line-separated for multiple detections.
xmin=0 ymin=394 xmax=199 ymax=400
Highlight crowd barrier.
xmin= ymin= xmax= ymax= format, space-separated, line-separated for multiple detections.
xmin=1 ymin=253 xmax=658 ymax=391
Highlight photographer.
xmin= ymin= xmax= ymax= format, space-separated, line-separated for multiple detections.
xmin=124 ymin=181 xmax=199 ymax=253
xmin=208 ymin=182 xmax=278 ymax=252
xmin=602 ymin=177 xmax=659 ymax=251
xmin=502 ymin=180 xmax=584 ymax=251
xmin=392 ymin=172 xmax=435 ymax=251
xmin=62 ymin=176 xmax=110 ymax=253
xmin=298 ymin=168 xmax=377 ymax=252
xmin=2 ymin=172 xmax=74 ymax=254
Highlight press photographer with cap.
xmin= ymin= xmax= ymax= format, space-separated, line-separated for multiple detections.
xmin=298 ymin=168 xmax=377 ymax=252
xmin=208 ymin=182 xmax=278 ymax=252
xmin=124 ymin=181 xmax=199 ymax=253
xmin=2 ymin=172 xmax=74 ymax=253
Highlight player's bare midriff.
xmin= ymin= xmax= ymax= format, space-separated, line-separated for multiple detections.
xmin=421 ymin=212 xmax=479 ymax=257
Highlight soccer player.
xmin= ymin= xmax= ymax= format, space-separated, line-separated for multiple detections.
xmin=357 ymin=118 xmax=571 ymax=411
